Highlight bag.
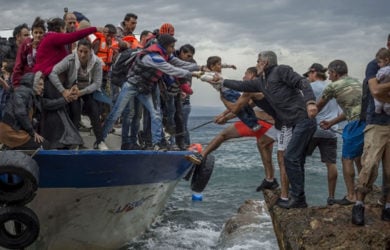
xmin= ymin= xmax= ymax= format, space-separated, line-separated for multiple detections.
xmin=110 ymin=48 xmax=140 ymax=87
xmin=133 ymin=81 xmax=152 ymax=95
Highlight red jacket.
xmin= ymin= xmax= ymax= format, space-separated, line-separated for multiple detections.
xmin=33 ymin=27 xmax=97 ymax=76
xmin=12 ymin=38 xmax=35 ymax=88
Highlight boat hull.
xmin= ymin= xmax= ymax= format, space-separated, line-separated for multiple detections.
xmin=19 ymin=150 xmax=192 ymax=249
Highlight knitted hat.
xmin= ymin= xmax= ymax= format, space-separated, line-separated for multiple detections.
xmin=157 ymin=34 xmax=177 ymax=48
xmin=33 ymin=71 xmax=43 ymax=93
xmin=159 ymin=23 xmax=175 ymax=36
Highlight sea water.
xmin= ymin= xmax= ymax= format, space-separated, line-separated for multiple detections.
xmin=127 ymin=116 xmax=383 ymax=250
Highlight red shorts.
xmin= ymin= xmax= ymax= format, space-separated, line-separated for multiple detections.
xmin=234 ymin=120 xmax=272 ymax=138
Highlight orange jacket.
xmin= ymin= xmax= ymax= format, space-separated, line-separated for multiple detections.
xmin=95 ymin=32 xmax=119 ymax=71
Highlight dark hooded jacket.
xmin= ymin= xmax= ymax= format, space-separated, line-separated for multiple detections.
xmin=40 ymin=77 xmax=83 ymax=149
xmin=1 ymin=73 xmax=38 ymax=136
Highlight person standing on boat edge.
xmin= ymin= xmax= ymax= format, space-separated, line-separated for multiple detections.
xmin=186 ymin=66 xmax=279 ymax=192
xmin=49 ymin=38 xmax=106 ymax=150
xmin=100 ymin=34 xmax=203 ymax=151
xmin=303 ymin=63 xmax=340 ymax=205
xmin=352 ymin=45 xmax=390 ymax=225
xmin=209 ymin=50 xmax=318 ymax=209
xmin=317 ymin=60 xmax=364 ymax=205
xmin=176 ymin=44 xmax=197 ymax=147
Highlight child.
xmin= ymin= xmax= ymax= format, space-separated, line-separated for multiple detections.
xmin=200 ymin=56 xmax=261 ymax=131
xmin=0 ymin=59 xmax=14 ymax=120
xmin=374 ymin=48 xmax=390 ymax=115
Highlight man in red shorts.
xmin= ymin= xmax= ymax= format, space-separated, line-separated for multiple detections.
xmin=185 ymin=67 xmax=279 ymax=191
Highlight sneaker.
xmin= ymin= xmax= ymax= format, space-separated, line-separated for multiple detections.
xmin=352 ymin=204 xmax=365 ymax=226
xmin=168 ymin=144 xmax=180 ymax=151
xmin=251 ymin=124 xmax=262 ymax=132
xmin=335 ymin=196 xmax=354 ymax=206
xmin=381 ymin=207 xmax=390 ymax=221
xmin=327 ymin=197 xmax=337 ymax=206
xmin=94 ymin=141 xmax=109 ymax=150
xmin=149 ymin=143 xmax=167 ymax=151
xmin=256 ymin=178 xmax=279 ymax=192
xmin=277 ymin=196 xmax=308 ymax=209
xmin=377 ymin=196 xmax=386 ymax=206
xmin=184 ymin=152 xmax=203 ymax=165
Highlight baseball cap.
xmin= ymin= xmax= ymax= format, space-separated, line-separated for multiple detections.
xmin=303 ymin=63 xmax=327 ymax=77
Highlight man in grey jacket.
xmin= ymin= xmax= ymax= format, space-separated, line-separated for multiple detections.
xmin=211 ymin=51 xmax=318 ymax=208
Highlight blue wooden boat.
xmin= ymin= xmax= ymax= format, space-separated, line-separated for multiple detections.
xmin=0 ymin=148 xmax=193 ymax=249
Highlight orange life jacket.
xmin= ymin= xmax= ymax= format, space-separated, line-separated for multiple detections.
xmin=122 ymin=35 xmax=142 ymax=49
xmin=95 ymin=33 xmax=119 ymax=72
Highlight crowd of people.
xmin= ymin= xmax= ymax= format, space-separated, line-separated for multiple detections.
xmin=0 ymin=10 xmax=203 ymax=151
xmin=187 ymin=35 xmax=390 ymax=226
xmin=0 ymin=9 xmax=389 ymax=227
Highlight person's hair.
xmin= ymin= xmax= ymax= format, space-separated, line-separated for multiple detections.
xmin=13 ymin=23 xmax=29 ymax=38
xmin=77 ymin=38 xmax=92 ymax=49
xmin=388 ymin=33 xmax=390 ymax=41
xmin=104 ymin=24 xmax=116 ymax=35
xmin=47 ymin=18 xmax=65 ymax=32
xmin=206 ymin=56 xmax=221 ymax=70
xmin=4 ymin=59 xmax=15 ymax=73
xmin=179 ymin=44 xmax=195 ymax=55
xmin=63 ymin=12 xmax=76 ymax=21
xmin=140 ymin=30 xmax=151 ymax=40
xmin=124 ymin=13 xmax=137 ymax=21
xmin=316 ymin=71 xmax=327 ymax=80
xmin=376 ymin=47 xmax=390 ymax=61
xmin=328 ymin=60 xmax=348 ymax=76
xmin=258 ymin=51 xmax=278 ymax=67
xmin=246 ymin=66 xmax=258 ymax=76
xmin=31 ymin=17 xmax=46 ymax=33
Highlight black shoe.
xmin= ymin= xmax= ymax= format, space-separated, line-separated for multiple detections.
xmin=168 ymin=144 xmax=181 ymax=151
xmin=381 ymin=207 xmax=390 ymax=221
xmin=256 ymin=178 xmax=279 ymax=192
xmin=277 ymin=196 xmax=308 ymax=209
xmin=352 ymin=204 xmax=365 ymax=226
xmin=327 ymin=197 xmax=337 ymax=206
xmin=121 ymin=143 xmax=131 ymax=150
xmin=335 ymin=196 xmax=354 ymax=206
xmin=276 ymin=198 xmax=289 ymax=207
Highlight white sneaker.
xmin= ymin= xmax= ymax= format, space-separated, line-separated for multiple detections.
xmin=95 ymin=141 xmax=109 ymax=150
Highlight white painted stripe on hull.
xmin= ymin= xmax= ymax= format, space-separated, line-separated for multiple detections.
xmin=24 ymin=180 xmax=179 ymax=250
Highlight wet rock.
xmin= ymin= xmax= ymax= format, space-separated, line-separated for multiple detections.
xmin=263 ymin=187 xmax=390 ymax=250
xmin=218 ymin=200 xmax=271 ymax=248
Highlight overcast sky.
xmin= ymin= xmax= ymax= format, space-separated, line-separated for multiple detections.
xmin=1 ymin=0 xmax=389 ymax=108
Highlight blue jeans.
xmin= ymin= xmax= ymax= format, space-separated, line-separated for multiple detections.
xmin=102 ymin=82 xmax=162 ymax=144
xmin=121 ymin=98 xmax=142 ymax=145
xmin=284 ymin=118 xmax=317 ymax=198
xmin=182 ymin=103 xmax=191 ymax=145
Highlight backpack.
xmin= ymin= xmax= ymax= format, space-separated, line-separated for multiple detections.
xmin=110 ymin=48 xmax=141 ymax=87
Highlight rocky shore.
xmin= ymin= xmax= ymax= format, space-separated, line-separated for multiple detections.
xmin=219 ymin=187 xmax=390 ymax=249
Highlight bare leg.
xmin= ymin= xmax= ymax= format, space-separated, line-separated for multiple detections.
xmin=201 ymin=125 xmax=240 ymax=158
xmin=342 ymin=158 xmax=356 ymax=201
xmin=325 ymin=162 xmax=338 ymax=198
xmin=277 ymin=150 xmax=289 ymax=199
xmin=257 ymin=135 xmax=274 ymax=180
xmin=354 ymin=156 xmax=362 ymax=174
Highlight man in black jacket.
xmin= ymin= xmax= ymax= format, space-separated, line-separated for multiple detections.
xmin=211 ymin=51 xmax=318 ymax=209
